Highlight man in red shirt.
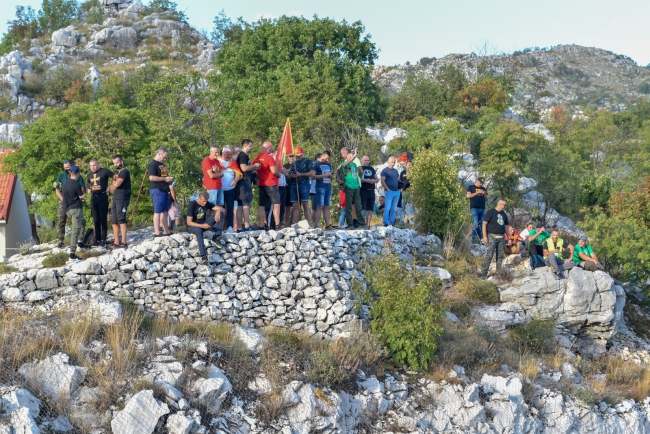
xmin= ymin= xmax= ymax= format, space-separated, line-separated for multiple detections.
xmin=202 ymin=146 xmax=224 ymax=206
xmin=252 ymin=141 xmax=282 ymax=229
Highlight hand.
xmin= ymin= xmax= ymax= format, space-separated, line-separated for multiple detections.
xmin=201 ymin=223 xmax=211 ymax=230
xmin=253 ymin=163 xmax=261 ymax=170
xmin=564 ymin=259 xmax=572 ymax=264
xmin=212 ymin=165 xmax=220 ymax=172
xmin=482 ymin=236 xmax=488 ymax=244
xmin=231 ymin=180 xmax=237 ymax=187
xmin=165 ymin=176 xmax=173 ymax=183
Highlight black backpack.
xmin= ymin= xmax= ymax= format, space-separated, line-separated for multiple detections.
xmin=82 ymin=228 xmax=95 ymax=247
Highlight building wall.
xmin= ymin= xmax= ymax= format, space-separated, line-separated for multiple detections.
xmin=4 ymin=180 xmax=34 ymax=258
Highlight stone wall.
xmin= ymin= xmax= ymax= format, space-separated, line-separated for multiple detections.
xmin=0 ymin=227 xmax=440 ymax=337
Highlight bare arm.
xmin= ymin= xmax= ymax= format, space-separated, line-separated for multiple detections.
xmin=187 ymin=216 xmax=210 ymax=230
xmin=298 ymin=170 xmax=315 ymax=179
xmin=270 ymin=165 xmax=280 ymax=177
xmin=482 ymin=221 xmax=488 ymax=243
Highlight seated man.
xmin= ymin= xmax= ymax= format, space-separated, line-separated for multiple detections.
xmin=526 ymin=223 xmax=550 ymax=270
xmin=186 ymin=191 xmax=223 ymax=263
xmin=572 ymin=235 xmax=601 ymax=271
xmin=543 ymin=229 xmax=575 ymax=279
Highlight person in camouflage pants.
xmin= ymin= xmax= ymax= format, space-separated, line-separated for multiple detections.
xmin=482 ymin=235 xmax=505 ymax=276
xmin=480 ymin=198 xmax=511 ymax=277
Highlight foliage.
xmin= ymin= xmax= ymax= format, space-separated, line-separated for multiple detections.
xmin=42 ymin=251 xmax=69 ymax=268
xmin=479 ymin=120 xmax=544 ymax=206
xmin=391 ymin=117 xmax=468 ymax=156
xmin=2 ymin=100 xmax=152 ymax=222
xmin=458 ymin=77 xmax=511 ymax=121
xmin=361 ymin=254 xmax=444 ymax=370
xmin=147 ymin=0 xmax=186 ymax=21
xmin=215 ymin=15 xmax=385 ymax=156
xmin=210 ymin=9 xmax=244 ymax=45
xmin=581 ymin=178 xmax=650 ymax=282
xmin=455 ymin=277 xmax=499 ymax=304
xmin=409 ymin=149 xmax=465 ymax=236
xmin=38 ymin=0 xmax=79 ymax=35
xmin=508 ymin=318 xmax=555 ymax=354
xmin=44 ymin=66 xmax=86 ymax=104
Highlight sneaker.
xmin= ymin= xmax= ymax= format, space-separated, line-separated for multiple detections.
xmin=93 ymin=240 xmax=102 ymax=247
xmin=325 ymin=225 xmax=336 ymax=231
xmin=69 ymin=253 xmax=79 ymax=260
xmin=199 ymin=255 xmax=208 ymax=265
xmin=226 ymin=227 xmax=234 ymax=233
xmin=57 ymin=241 xmax=65 ymax=248
xmin=209 ymin=239 xmax=222 ymax=249
xmin=77 ymin=242 xmax=87 ymax=249
xmin=558 ymin=271 xmax=566 ymax=280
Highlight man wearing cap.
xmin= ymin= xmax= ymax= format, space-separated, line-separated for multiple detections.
xmin=55 ymin=160 xmax=86 ymax=248
xmin=573 ymin=235 xmax=601 ymax=271
xmin=61 ymin=166 xmax=86 ymax=260
xmin=481 ymin=198 xmax=511 ymax=277
xmin=467 ymin=177 xmax=487 ymax=242
xmin=288 ymin=147 xmax=314 ymax=224
xmin=543 ymin=229 xmax=575 ymax=279
xmin=252 ymin=141 xmax=282 ymax=228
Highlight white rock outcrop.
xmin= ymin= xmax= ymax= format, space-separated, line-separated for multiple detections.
xmin=111 ymin=389 xmax=170 ymax=434
xmin=19 ymin=353 xmax=87 ymax=400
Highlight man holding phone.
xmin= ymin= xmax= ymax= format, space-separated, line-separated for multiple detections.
xmin=467 ymin=177 xmax=487 ymax=242
xmin=148 ymin=147 xmax=174 ymax=237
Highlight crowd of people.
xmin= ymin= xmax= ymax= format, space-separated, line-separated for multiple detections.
xmin=55 ymin=142 xmax=409 ymax=263
xmin=471 ymin=181 xmax=602 ymax=279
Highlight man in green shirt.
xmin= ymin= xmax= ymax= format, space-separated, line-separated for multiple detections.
xmin=55 ymin=160 xmax=86 ymax=248
xmin=573 ymin=235 xmax=601 ymax=271
xmin=339 ymin=148 xmax=364 ymax=229
xmin=526 ymin=223 xmax=550 ymax=270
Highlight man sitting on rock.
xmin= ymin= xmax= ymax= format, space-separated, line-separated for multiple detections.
xmin=543 ymin=229 xmax=575 ymax=279
xmin=186 ymin=191 xmax=223 ymax=264
xmin=526 ymin=222 xmax=550 ymax=271
xmin=572 ymin=235 xmax=602 ymax=271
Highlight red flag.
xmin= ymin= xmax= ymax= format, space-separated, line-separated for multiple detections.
xmin=274 ymin=118 xmax=294 ymax=170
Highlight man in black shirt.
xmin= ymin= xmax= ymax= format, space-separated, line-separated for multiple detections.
xmin=481 ymin=198 xmax=511 ymax=277
xmin=186 ymin=191 xmax=223 ymax=263
xmin=148 ymin=147 xmax=174 ymax=236
xmin=61 ymin=166 xmax=86 ymax=260
xmin=87 ymin=158 xmax=113 ymax=247
xmin=109 ymin=155 xmax=131 ymax=248
xmin=467 ymin=177 xmax=487 ymax=241
xmin=55 ymin=160 xmax=86 ymax=248
xmin=360 ymin=155 xmax=378 ymax=227
xmin=235 ymin=139 xmax=260 ymax=232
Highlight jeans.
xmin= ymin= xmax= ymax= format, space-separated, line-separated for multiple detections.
xmin=344 ymin=187 xmax=363 ymax=227
xmin=339 ymin=209 xmax=346 ymax=227
xmin=545 ymin=255 xmax=576 ymax=274
xmin=223 ymin=188 xmax=236 ymax=229
xmin=383 ymin=190 xmax=400 ymax=225
xmin=482 ymin=235 xmax=505 ymax=275
xmin=90 ymin=193 xmax=109 ymax=242
xmin=315 ymin=187 xmax=332 ymax=207
xmin=290 ymin=183 xmax=311 ymax=203
xmin=187 ymin=214 xmax=219 ymax=256
xmin=66 ymin=208 xmax=86 ymax=254
xmin=207 ymin=188 xmax=224 ymax=206
xmin=57 ymin=201 xmax=66 ymax=243
xmin=278 ymin=186 xmax=287 ymax=225
xmin=471 ymin=207 xmax=485 ymax=239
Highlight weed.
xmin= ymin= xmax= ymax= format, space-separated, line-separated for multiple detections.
xmin=0 ymin=262 xmax=16 ymax=275
xmin=508 ymin=318 xmax=555 ymax=354
xmin=456 ymin=277 xmax=499 ymax=304
xmin=255 ymin=392 xmax=285 ymax=425
xmin=75 ymin=250 xmax=103 ymax=260
xmin=42 ymin=251 xmax=69 ymax=268
xmin=306 ymin=350 xmax=350 ymax=388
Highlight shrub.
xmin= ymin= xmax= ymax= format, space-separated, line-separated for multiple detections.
xmin=508 ymin=318 xmax=555 ymax=354
xmin=455 ymin=277 xmax=499 ymax=304
xmin=0 ymin=263 xmax=17 ymax=275
xmin=42 ymin=251 xmax=69 ymax=268
xmin=409 ymin=149 xmax=465 ymax=237
xmin=361 ymin=254 xmax=444 ymax=370
xmin=306 ymin=350 xmax=350 ymax=387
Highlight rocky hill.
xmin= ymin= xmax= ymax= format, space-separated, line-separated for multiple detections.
xmin=374 ymin=44 xmax=650 ymax=113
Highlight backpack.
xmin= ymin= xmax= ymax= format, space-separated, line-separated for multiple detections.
xmin=336 ymin=164 xmax=347 ymax=188
xmin=82 ymin=228 xmax=95 ymax=247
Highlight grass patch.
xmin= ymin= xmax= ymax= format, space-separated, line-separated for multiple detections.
xmin=42 ymin=251 xmax=69 ymax=268
xmin=75 ymin=250 xmax=103 ymax=260
xmin=0 ymin=262 xmax=17 ymax=275
xmin=508 ymin=318 xmax=556 ymax=354
xmin=455 ymin=277 xmax=499 ymax=304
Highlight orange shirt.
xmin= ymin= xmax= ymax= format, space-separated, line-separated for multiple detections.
xmin=202 ymin=156 xmax=221 ymax=190
xmin=252 ymin=152 xmax=279 ymax=187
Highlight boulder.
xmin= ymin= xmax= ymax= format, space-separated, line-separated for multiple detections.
xmin=71 ymin=258 xmax=102 ymax=274
xmin=35 ymin=268 xmax=58 ymax=289
xmin=2 ymin=287 xmax=23 ymax=301
xmin=111 ymin=390 xmax=170 ymax=434
xmin=233 ymin=325 xmax=265 ymax=354
xmin=53 ymin=291 xmax=122 ymax=325
xmin=193 ymin=364 xmax=232 ymax=413
xmin=111 ymin=27 xmax=138 ymax=47
xmin=84 ymin=66 xmax=103 ymax=92
xmin=19 ymin=353 xmax=87 ymax=400
xmin=51 ymin=28 xmax=78 ymax=47
xmin=166 ymin=413 xmax=195 ymax=434
xmin=24 ymin=290 xmax=52 ymax=302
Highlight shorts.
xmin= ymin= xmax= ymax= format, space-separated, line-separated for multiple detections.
xmin=236 ymin=180 xmax=252 ymax=207
xmin=360 ymin=189 xmax=376 ymax=211
xmin=315 ymin=187 xmax=332 ymax=207
xmin=150 ymin=189 xmax=170 ymax=213
xmin=111 ymin=197 xmax=129 ymax=224
xmin=290 ymin=183 xmax=311 ymax=203
xmin=207 ymin=188 xmax=224 ymax=206
xmin=259 ymin=185 xmax=280 ymax=206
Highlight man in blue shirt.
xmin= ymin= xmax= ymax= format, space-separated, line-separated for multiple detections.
xmin=380 ymin=156 xmax=400 ymax=226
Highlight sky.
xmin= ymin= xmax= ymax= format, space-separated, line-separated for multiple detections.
xmin=1 ymin=0 xmax=649 ymax=66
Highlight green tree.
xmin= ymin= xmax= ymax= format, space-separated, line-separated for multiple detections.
xmin=38 ymin=0 xmax=79 ymax=35
xmin=2 ymin=101 xmax=152 ymax=222
xmin=215 ymin=15 xmax=385 ymax=155
xmin=361 ymin=254 xmax=444 ymax=371
xmin=409 ymin=149 xmax=466 ymax=236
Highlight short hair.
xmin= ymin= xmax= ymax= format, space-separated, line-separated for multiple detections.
xmin=234 ymin=146 xmax=242 ymax=154
xmin=241 ymin=139 xmax=253 ymax=146
xmin=341 ymin=147 xmax=349 ymax=153
xmin=314 ymin=153 xmax=321 ymax=160
xmin=526 ymin=222 xmax=534 ymax=227
xmin=63 ymin=159 xmax=72 ymax=164
xmin=89 ymin=158 xmax=99 ymax=164
xmin=322 ymin=150 xmax=331 ymax=157
xmin=496 ymin=197 xmax=507 ymax=204
xmin=112 ymin=154 xmax=123 ymax=160
xmin=222 ymin=145 xmax=233 ymax=154
xmin=198 ymin=191 xmax=210 ymax=200
xmin=157 ymin=147 xmax=168 ymax=155
xmin=551 ymin=229 xmax=560 ymax=234
xmin=209 ymin=145 xmax=219 ymax=152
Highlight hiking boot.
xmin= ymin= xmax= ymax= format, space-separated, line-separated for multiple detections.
xmin=69 ymin=253 xmax=80 ymax=260
xmin=558 ymin=271 xmax=566 ymax=280
xmin=57 ymin=241 xmax=65 ymax=249
xmin=77 ymin=242 xmax=88 ymax=249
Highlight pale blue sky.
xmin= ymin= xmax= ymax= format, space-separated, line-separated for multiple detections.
xmin=2 ymin=0 xmax=649 ymax=66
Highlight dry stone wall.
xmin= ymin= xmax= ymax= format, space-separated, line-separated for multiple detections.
xmin=0 ymin=227 xmax=441 ymax=337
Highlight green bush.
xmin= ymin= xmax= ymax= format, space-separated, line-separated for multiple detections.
xmin=362 ymin=254 xmax=444 ymax=371
xmin=409 ymin=149 xmax=465 ymax=237
xmin=306 ymin=350 xmax=350 ymax=387
xmin=42 ymin=251 xmax=69 ymax=268
xmin=509 ymin=318 xmax=555 ymax=354
xmin=456 ymin=277 xmax=499 ymax=304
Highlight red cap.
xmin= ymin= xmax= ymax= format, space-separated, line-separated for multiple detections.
xmin=294 ymin=147 xmax=304 ymax=155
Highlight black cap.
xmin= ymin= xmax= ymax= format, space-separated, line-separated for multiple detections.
xmin=536 ymin=222 xmax=544 ymax=228
xmin=477 ymin=177 xmax=485 ymax=183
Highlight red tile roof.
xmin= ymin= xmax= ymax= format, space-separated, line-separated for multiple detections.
xmin=0 ymin=149 xmax=17 ymax=222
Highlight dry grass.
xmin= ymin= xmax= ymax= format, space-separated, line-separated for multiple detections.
xmin=574 ymin=356 xmax=650 ymax=403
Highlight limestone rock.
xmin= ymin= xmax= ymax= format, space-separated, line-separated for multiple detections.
xmin=233 ymin=325 xmax=265 ymax=354
xmin=166 ymin=413 xmax=195 ymax=434
xmin=111 ymin=390 xmax=170 ymax=434
xmin=53 ymin=291 xmax=122 ymax=325
xmin=52 ymin=28 xmax=78 ymax=47
xmin=71 ymin=258 xmax=102 ymax=275
xmin=1 ymin=287 xmax=23 ymax=301
xmin=19 ymin=353 xmax=87 ymax=401
xmin=193 ymin=364 xmax=232 ymax=414
xmin=35 ymin=268 xmax=58 ymax=289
